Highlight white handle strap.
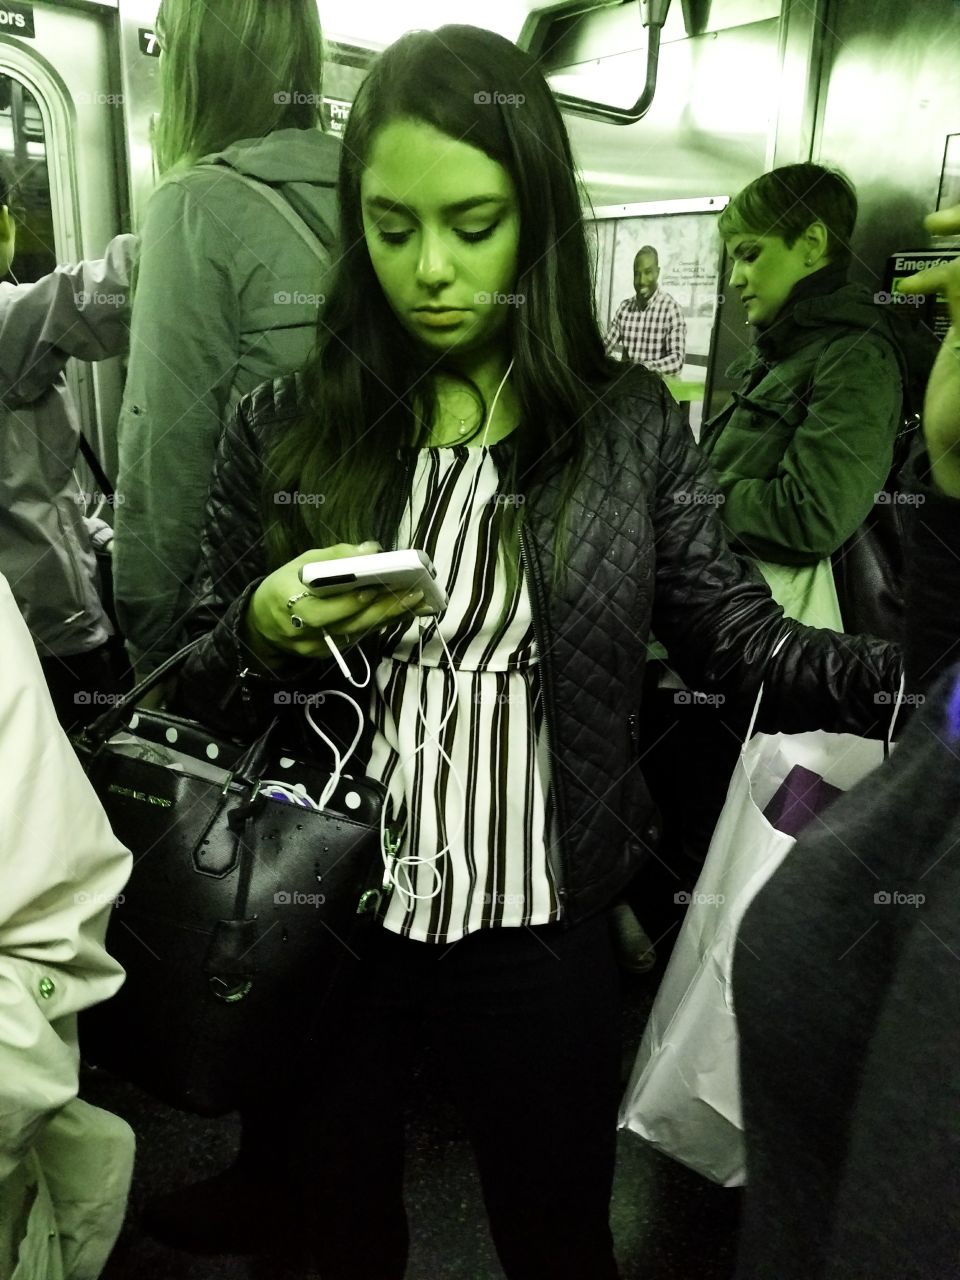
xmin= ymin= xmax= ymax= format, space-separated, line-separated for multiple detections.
xmin=886 ymin=671 xmax=907 ymax=750
xmin=211 ymin=167 xmax=330 ymax=262
xmin=743 ymin=630 xmax=791 ymax=745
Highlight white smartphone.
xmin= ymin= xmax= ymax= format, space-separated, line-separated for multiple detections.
xmin=298 ymin=549 xmax=449 ymax=615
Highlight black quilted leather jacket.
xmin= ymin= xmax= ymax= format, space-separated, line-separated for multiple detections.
xmin=176 ymin=366 xmax=902 ymax=925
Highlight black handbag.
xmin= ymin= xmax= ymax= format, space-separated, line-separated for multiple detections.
xmin=76 ymin=639 xmax=390 ymax=1116
xmin=831 ymin=414 xmax=921 ymax=643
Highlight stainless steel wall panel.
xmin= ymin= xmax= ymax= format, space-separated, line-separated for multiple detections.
xmin=768 ymin=0 xmax=831 ymax=168
xmin=814 ymin=0 xmax=960 ymax=286
xmin=1 ymin=2 xmax=127 ymax=474
xmin=115 ymin=0 xmax=159 ymax=230
xmin=564 ymin=17 xmax=780 ymax=205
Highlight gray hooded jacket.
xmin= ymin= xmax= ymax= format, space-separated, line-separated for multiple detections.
xmin=0 ymin=236 xmax=136 ymax=657
xmin=113 ymin=127 xmax=340 ymax=673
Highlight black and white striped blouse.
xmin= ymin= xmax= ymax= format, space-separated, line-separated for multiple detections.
xmin=362 ymin=444 xmax=560 ymax=943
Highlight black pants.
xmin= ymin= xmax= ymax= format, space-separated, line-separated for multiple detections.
xmin=630 ymin=674 xmax=745 ymax=955
xmin=39 ymin=639 xmax=131 ymax=734
xmin=281 ymin=914 xmax=622 ymax=1280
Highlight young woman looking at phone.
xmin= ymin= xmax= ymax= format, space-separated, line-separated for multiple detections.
xmin=174 ymin=26 xmax=899 ymax=1279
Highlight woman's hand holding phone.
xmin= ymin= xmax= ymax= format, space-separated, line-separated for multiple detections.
xmin=243 ymin=541 xmax=426 ymax=668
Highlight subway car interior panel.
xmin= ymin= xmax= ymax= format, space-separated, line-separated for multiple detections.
xmin=1 ymin=1 xmax=959 ymax=1278
xmin=6 ymin=0 xmax=956 ymax=484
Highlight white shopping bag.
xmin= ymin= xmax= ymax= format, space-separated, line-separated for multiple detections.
xmin=619 ymin=660 xmax=900 ymax=1186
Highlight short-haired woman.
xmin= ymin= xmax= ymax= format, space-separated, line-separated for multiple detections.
xmin=638 ymin=164 xmax=908 ymax=940
xmin=701 ymin=162 xmax=905 ymax=629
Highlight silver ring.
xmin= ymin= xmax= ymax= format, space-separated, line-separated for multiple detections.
xmin=286 ymin=590 xmax=310 ymax=611
xmin=290 ymin=614 xmax=305 ymax=630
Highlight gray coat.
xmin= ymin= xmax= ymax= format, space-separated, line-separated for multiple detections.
xmin=0 ymin=236 xmax=136 ymax=656
xmin=113 ymin=127 xmax=340 ymax=673
xmin=734 ymin=468 xmax=960 ymax=1280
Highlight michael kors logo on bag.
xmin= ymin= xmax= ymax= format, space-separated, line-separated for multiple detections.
xmin=107 ymin=783 xmax=173 ymax=808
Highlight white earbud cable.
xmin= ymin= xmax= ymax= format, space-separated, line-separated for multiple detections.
xmin=288 ymin=357 xmax=516 ymax=909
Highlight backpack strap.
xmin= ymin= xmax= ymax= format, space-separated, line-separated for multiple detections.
xmin=78 ymin=432 xmax=115 ymax=499
xmin=210 ymin=167 xmax=332 ymax=263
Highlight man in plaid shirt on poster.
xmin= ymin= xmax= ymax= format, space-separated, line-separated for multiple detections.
xmin=604 ymin=245 xmax=687 ymax=374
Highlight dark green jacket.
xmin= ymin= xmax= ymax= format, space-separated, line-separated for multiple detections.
xmin=700 ymin=268 xmax=904 ymax=566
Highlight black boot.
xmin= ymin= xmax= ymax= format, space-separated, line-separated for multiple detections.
xmin=142 ymin=1159 xmax=302 ymax=1255
xmin=143 ymin=1100 xmax=308 ymax=1256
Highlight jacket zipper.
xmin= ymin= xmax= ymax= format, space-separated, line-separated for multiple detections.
xmin=520 ymin=527 xmax=569 ymax=907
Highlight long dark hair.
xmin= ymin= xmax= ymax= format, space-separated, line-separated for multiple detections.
xmin=265 ymin=25 xmax=614 ymax=589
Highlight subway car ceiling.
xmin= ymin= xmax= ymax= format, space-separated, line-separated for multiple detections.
xmin=1 ymin=0 xmax=959 ymax=465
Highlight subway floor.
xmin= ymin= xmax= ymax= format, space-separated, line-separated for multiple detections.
xmin=87 ymin=967 xmax=742 ymax=1280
